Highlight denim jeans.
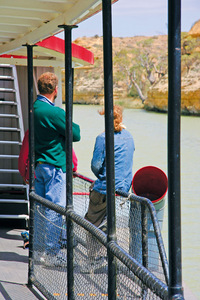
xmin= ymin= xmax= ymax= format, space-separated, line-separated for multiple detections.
xmin=34 ymin=163 xmax=66 ymax=254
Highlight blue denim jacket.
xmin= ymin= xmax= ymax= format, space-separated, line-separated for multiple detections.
xmin=91 ymin=129 xmax=135 ymax=194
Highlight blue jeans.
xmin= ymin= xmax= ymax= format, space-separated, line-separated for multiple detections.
xmin=34 ymin=163 xmax=66 ymax=254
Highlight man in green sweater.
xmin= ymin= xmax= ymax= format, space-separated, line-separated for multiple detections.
xmin=34 ymin=72 xmax=80 ymax=266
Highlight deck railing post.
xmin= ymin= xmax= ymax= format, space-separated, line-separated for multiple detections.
xmin=25 ymin=44 xmax=35 ymax=286
xmin=168 ymin=0 xmax=184 ymax=298
xmin=141 ymin=204 xmax=148 ymax=299
xmin=26 ymin=45 xmax=35 ymax=194
xmin=102 ymin=0 xmax=117 ymax=299
xmin=58 ymin=24 xmax=77 ymax=300
xmin=141 ymin=205 xmax=148 ymax=269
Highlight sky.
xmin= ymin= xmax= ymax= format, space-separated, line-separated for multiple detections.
xmin=57 ymin=0 xmax=200 ymax=41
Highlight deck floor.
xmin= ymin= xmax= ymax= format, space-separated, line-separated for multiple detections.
xmin=0 ymin=226 xmax=198 ymax=300
xmin=0 ymin=227 xmax=44 ymax=300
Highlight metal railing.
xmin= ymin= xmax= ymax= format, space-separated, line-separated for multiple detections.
xmin=28 ymin=172 xmax=169 ymax=299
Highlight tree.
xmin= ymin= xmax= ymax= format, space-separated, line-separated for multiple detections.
xmin=114 ymin=38 xmax=168 ymax=102
xmin=181 ymin=34 xmax=200 ymax=74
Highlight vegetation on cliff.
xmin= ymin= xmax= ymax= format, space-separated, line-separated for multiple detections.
xmin=62 ymin=20 xmax=200 ymax=114
xmin=145 ymin=24 xmax=200 ymax=115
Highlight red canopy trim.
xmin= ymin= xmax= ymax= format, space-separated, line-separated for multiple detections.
xmin=0 ymin=54 xmax=27 ymax=59
xmin=36 ymin=36 xmax=94 ymax=65
xmin=0 ymin=36 xmax=94 ymax=66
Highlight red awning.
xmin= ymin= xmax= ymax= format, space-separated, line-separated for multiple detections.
xmin=0 ymin=36 xmax=94 ymax=67
xmin=36 ymin=36 xmax=94 ymax=65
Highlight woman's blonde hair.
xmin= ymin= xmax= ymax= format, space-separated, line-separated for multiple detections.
xmin=99 ymin=105 xmax=124 ymax=132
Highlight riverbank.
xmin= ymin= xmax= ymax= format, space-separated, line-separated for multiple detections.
xmin=72 ymin=100 xmax=200 ymax=116
xmin=73 ymin=97 xmax=144 ymax=109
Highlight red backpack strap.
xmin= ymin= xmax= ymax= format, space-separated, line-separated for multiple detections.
xmin=72 ymin=148 xmax=78 ymax=172
xmin=18 ymin=129 xmax=29 ymax=181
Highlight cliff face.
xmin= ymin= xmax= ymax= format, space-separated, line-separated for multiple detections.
xmin=145 ymin=68 xmax=200 ymax=115
xmin=188 ymin=19 xmax=200 ymax=37
xmin=62 ymin=20 xmax=200 ymax=114
xmin=70 ymin=36 xmax=156 ymax=106
xmin=145 ymin=20 xmax=200 ymax=115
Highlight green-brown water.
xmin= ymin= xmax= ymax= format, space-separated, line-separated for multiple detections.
xmin=72 ymin=105 xmax=200 ymax=299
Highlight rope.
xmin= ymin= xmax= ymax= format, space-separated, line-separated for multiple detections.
xmin=36 ymin=205 xmax=64 ymax=230
xmin=73 ymin=192 xmax=90 ymax=195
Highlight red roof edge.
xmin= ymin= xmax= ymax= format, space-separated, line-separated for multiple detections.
xmin=0 ymin=54 xmax=27 ymax=59
xmin=36 ymin=36 xmax=94 ymax=65
xmin=0 ymin=36 xmax=94 ymax=65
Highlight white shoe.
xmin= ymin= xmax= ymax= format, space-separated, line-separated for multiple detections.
xmin=40 ymin=252 xmax=68 ymax=267
xmin=98 ymin=217 xmax=107 ymax=233
xmin=80 ymin=262 xmax=92 ymax=274
xmin=80 ymin=257 xmax=107 ymax=274
xmin=93 ymin=256 xmax=107 ymax=270
xmin=34 ymin=250 xmax=45 ymax=262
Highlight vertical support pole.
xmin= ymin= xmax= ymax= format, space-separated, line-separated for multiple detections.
xmin=141 ymin=205 xmax=148 ymax=300
xmin=27 ymin=45 xmax=35 ymax=193
xmin=25 ymin=44 xmax=35 ymax=285
xmin=102 ymin=0 xmax=117 ymax=299
xmin=141 ymin=205 xmax=148 ymax=269
xmin=168 ymin=0 xmax=184 ymax=298
xmin=58 ymin=24 xmax=77 ymax=300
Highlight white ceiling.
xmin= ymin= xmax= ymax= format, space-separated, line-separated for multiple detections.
xmin=0 ymin=0 xmax=117 ymax=55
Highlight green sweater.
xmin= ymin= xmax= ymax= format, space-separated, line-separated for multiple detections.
xmin=34 ymin=98 xmax=80 ymax=172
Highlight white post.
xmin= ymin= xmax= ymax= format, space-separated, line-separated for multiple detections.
xmin=54 ymin=66 xmax=63 ymax=108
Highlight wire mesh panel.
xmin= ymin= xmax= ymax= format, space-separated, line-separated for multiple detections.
xmin=73 ymin=174 xmax=91 ymax=217
xmin=72 ymin=213 xmax=167 ymax=300
xmin=116 ymin=196 xmax=168 ymax=284
xmin=116 ymin=258 xmax=164 ymax=300
xmin=115 ymin=195 xmax=131 ymax=254
xmin=31 ymin=202 xmax=68 ymax=299
xmin=73 ymin=223 xmax=108 ymax=299
xmin=30 ymin=174 xmax=168 ymax=299
xmin=72 ymin=175 xmax=168 ymax=284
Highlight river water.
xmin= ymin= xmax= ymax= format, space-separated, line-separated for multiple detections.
xmin=72 ymin=105 xmax=200 ymax=299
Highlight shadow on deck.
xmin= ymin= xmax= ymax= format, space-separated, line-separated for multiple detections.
xmin=0 ymin=225 xmax=45 ymax=300
xmin=0 ymin=224 xmax=197 ymax=300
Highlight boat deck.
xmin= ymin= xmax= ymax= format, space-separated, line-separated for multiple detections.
xmin=0 ymin=226 xmax=198 ymax=300
xmin=0 ymin=227 xmax=45 ymax=300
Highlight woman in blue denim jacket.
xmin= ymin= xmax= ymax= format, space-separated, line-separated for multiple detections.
xmin=85 ymin=105 xmax=135 ymax=229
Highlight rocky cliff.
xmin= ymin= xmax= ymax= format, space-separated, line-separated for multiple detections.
xmin=145 ymin=19 xmax=200 ymax=115
xmin=71 ymin=35 xmax=159 ymax=108
xmin=145 ymin=69 xmax=200 ymax=115
xmin=63 ymin=19 xmax=200 ymax=115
